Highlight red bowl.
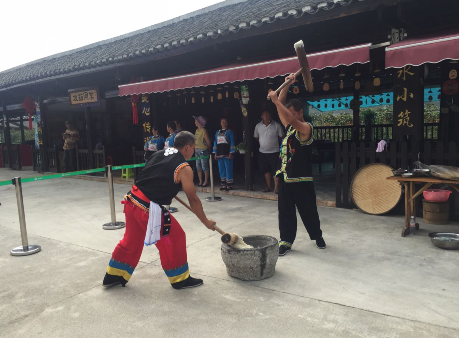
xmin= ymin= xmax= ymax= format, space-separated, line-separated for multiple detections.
xmin=423 ymin=189 xmax=452 ymax=202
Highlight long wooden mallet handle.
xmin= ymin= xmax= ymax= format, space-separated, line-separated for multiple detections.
xmin=268 ymin=68 xmax=302 ymax=99
xmin=173 ymin=196 xmax=226 ymax=235
xmin=294 ymin=40 xmax=314 ymax=92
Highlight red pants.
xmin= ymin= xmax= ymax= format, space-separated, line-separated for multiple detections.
xmin=106 ymin=199 xmax=189 ymax=285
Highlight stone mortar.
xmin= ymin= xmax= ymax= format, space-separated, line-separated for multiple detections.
xmin=221 ymin=235 xmax=279 ymax=281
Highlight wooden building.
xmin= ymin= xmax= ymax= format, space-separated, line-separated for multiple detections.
xmin=1 ymin=0 xmax=459 ymax=216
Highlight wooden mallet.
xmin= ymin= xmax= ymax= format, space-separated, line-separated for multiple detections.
xmin=269 ymin=40 xmax=314 ymax=97
xmin=173 ymin=196 xmax=246 ymax=247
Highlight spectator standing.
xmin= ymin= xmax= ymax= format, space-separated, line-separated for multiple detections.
xmin=254 ymin=111 xmax=284 ymax=193
xmin=165 ymin=121 xmax=177 ymax=149
xmin=213 ymin=117 xmax=235 ymax=191
xmin=62 ymin=121 xmax=80 ymax=172
xmin=193 ymin=116 xmax=211 ymax=187
xmin=144 ymin=126 xmax=165 ymax=162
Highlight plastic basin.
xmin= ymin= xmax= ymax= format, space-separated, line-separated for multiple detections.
xmin=423 ymin=189 xmax=452 ymax=202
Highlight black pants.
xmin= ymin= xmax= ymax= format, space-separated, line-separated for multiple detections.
xmin=64 ymin=148 xmax=76 ymax=172
xmin=278 ymin=176 xmax=322 ymax=245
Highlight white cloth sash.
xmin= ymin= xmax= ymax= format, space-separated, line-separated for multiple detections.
xmin=145 ymin=201 xmax=162 ymax=246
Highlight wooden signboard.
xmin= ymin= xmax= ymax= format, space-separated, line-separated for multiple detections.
xmin=393 ymin=65 xmax=423 ymax=137
xmin=140 ymin=95 xmax=152 ymax=145
xmin=68 ymin=87 xmax=100 ymax=107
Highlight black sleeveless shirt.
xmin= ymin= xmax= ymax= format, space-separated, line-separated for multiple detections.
xmin=275 ymin=124 xmax=314 ymax=183
xmin=133 ymin=149 xmax=189 ymax=205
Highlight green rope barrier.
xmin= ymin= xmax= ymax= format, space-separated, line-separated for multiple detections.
xmin=0 ymin=168 xmax=106 ymax=186
xmin=112 ymin=163 xmax=145 ymax=171
xmin=0 ymin=179 xmax=11 ymax=187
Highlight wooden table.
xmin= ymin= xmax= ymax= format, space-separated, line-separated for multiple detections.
xmin=386 ymin=176 xmax=459 ymax=237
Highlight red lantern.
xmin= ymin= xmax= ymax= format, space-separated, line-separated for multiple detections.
xmin=22 ymin=95 xmax=35 ymax=129
xmin=131 ymin=94 xmax=140 ymax=124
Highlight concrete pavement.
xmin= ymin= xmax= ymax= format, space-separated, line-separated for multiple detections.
xmin=1 ymin=168 xmax=459 ymax=337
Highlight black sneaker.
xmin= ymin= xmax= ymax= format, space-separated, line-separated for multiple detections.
xmin=172 ymin=276 xmax=203 ymax=290
xmin=220 ymin=186 xmax=227 ymax=191
xmin=103 ymin=273 xmax=127 ymax=287
xmin=279 ymin=245 xmax=291 ymax=256
xmin=316 ymin=237 xmax=326 ymax=249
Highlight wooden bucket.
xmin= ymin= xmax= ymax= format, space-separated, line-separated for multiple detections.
xmin=423 ymin=199 xmax=450 ymax=224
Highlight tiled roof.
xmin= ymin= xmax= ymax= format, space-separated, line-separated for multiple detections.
xmin=0 ymin=0 xmax=364 ymax=90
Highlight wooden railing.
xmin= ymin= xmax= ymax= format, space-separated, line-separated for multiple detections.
xmin=335 ymin=140 xmax=459 ymax=209
xmin=314 ymin=123 xmax=439 ymax=142
xmin=1 ymin=144 xmax=21 ymax=170
xmin=132 ymin=147 xmax=144 ymax=176
xmin=76 ymin=146 xmax=106 ymax=171
xmin=46 ymin=146 xmax=60 ymax=172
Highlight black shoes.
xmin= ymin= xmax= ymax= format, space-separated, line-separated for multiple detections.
xmin=172 ymin=276 xmax=203 ymax=290
xmin=103 ymin=274 xmax=127 ymax=287
xmin=279 ymin=245 xmax=291 ymax=256
xmin=316 ymin=237 xmax=326 ymax=249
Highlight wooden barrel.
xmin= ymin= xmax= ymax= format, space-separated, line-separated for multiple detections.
xmin=423 ymin=199 xmax=450 ymax=224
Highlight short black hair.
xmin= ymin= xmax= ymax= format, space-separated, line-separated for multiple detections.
xmin=285 ymin=99 xmax=303 ymax=113
xmin=174 ymin=131 xmax=196 ymax=149
xmin=167 ymin=121 xmax=176 ymax=130
xmin=152 ymin=125 xmax=158 ymax=131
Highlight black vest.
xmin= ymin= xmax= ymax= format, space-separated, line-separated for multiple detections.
xmin=275 ymin=124 xmax=314 ymax=182
xmin=134 ymin=149 xmax=188 ymax=205
xmin=216 ymin=129 xmax=230 ymax=156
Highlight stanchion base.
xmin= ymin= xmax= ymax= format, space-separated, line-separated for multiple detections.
xmin=103 ymin=222 xmax=126 ymax=230
xmin=168 ymin=207 xmax=178 ymax=213
xmin=205 ymin=196 xmax=222 ymax=202
xmin=11 ymin=245 xmax=41 ymax=256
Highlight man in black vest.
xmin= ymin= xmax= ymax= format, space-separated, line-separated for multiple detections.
xmin=268 ymin=74 xmax=326 ymax=256
xmin=103 ymin=131 xmax=216 ymax=289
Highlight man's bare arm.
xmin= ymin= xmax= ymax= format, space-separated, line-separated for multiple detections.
xmin=178 ymin=166 xmax=215 ymax=230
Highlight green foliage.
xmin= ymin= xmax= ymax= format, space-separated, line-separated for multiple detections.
xmin=235 ymin=142 xmax=249 ymax=153
xmin=310 ymin=103 xmax=439 ymax=127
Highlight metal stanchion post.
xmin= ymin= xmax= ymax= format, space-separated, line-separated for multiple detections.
xmin=10 ymin=177 xmax=41 ymax=256
xmin=205 ymin=155 xmax=222 ymax=202
xmin=103 ymin=165 xmax=126 ymax=230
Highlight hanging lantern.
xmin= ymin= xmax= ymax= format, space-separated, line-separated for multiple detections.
xmin=355 ymin=81 xmax=361 ymax=90
xmin=234 ymin=92 xmax=239 ymax=99
xmin=192 ymin=97 xmax=195 ymax=104
xmin=293 ymin=86 xmax=300 ymax=95
xmin=354 ymin=65 xmax=361 ymax=77
xmin=373 ymin=77 xmax=381 ymax=87
xmin=218 ymin=93 xmax=223 ymax=100
xmin=323 ymin=83 xmax=330 ymax=92
xmin=211 ymin=96 xmax=214 ymax=102
xmin=130 ymin=94 xmax=140 ymax=124
xmin=339 ymin=66 xmax=345 ymax=77
xmin=22 ymin=95 xmax=35 ymax=129
xmin=226 ymin=91 xmax=229 ymax=98
xmin=202 ymin=97 xmax=205 ymax=103
xmin=340 ymin=80 xmax=344 ymax=90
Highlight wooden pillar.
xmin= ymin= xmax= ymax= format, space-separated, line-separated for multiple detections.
xmin=38 ymin=95 xmax=49 ymax=171
xmin=393 ymin=65 xmax=424 ymax=164
xmin=239 ymin=99 xmax=254 ymax=191
xmin=439 ymin=61 xmax=459 ymax=145
xmin=85 ymin=107 xmax=94 ymax=169
xmin=19 ymin=115 xmax=25 ymax=143
xmin=2 ymin=101 xmax=13 ymax=168
xmin=352 ymin=90 xmax=360 ymax=141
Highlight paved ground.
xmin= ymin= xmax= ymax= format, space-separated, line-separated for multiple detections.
xmin=1 ymin=168 xmax=459 ymax=337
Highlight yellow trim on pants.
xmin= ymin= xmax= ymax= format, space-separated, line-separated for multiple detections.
xmin=168 ymin=270 xmax=190 ymax=284
xmin=107 ymin=266 xmax=132 ymax=281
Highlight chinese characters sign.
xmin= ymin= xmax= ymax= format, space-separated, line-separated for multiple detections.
xmin=393 ymin=66 xmax=422 ymax=136
xmin=140 ymin=95 xmax=151 ymax=145
xmin=69 ymin=87 xmax=100 ymax=107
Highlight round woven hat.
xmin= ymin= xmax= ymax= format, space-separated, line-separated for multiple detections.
xmin=351 ymin=163 xmax=402 ymax=215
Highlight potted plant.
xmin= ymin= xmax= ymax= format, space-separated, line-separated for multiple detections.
xmin=235 ymin=142 xmax=249 ymax=154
